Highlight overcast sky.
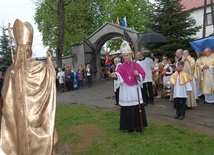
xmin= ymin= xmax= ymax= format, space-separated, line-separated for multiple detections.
xmin=0 ymin=0 xmax=155 ymax=58
xmin=0 ymin=0 xmax=47 ymax=58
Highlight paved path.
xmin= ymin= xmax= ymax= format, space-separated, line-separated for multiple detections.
xmin=57 ymin=78 xmax=214 ymax=137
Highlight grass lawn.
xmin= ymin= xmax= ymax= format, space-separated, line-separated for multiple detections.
xmin=56 ymin=104 xmax=214 ymax=155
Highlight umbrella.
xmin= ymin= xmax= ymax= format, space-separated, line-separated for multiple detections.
xmin=138 ymin=32 xmax=168 ymax=43
xmin=109 ymin=50 xmax=121 ymax=56
xmin=189 ymin=36 xmax=214 ymax=52
xmin=109 ymin=50 xmax=116 ymax=56
xmin=114 ymin=50 xmax=121 ymax=55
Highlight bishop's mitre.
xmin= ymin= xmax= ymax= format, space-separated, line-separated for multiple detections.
xmin=13 ymin=19 xmax=34 ymax=46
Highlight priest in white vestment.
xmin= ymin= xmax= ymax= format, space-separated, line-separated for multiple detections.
xmin=194 ymin=52 xmax=204 ymax=97
xmin=182 ymin=50 xmax=197 ymax=108
xmin=199 ymin=48 xmax=214 ymax=104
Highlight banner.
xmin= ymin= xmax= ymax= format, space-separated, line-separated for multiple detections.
xmin=189 ymin=36 xmax=214 ymax=52
xmin=121 ymin=17 xmax=127 ymax=28
xmin=116 ymin=17 xmax=119 ymax=25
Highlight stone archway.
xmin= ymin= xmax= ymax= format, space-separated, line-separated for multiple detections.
xmin=71 ymin=22 xmax=141 ymax=80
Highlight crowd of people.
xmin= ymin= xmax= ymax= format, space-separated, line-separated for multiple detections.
xmin=55 ymin=63 xmax=93 ymax=93
xmin=137 ymin=48 xmax=214 ymax=107
xmin=109 ymin=41 xmax=214 ymax=132
xmin=0 ymin=43 xmax=213 ymax=134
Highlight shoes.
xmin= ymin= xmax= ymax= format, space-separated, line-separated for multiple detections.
xmin=156 ymin=96 xmax=161 ymax=98
xmin=174 ymin=114 xmax=179 ymax=119
xmin=199 ymin=95 xmax=205 ymax=99
xmin=144 ymin=101 xmax=148 ymax=105
xmin=186 ymin=107 xmax=193 ymax=109
xmin=128 ymin=130 xmax=134 ymax=133
xmin=178 ymin=114 xmax=184 ymax=120
xmin=136 ymin=128 xmax=142 ymax=132
xmin=115 ymin=103 xmax=119 ymax=106
xmin=150 ymin=101 xmax=154 ymax=105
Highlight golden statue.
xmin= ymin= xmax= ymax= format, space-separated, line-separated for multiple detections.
xmin=1 ymin=19 xmax=57 ymax=155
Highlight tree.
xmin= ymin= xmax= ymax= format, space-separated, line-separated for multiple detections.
xmin=34 ymin=0 xmax=107 ymax=67
xmin=105 ymin=0 xmax=152 ymax=32
xmin=143 ymin=0 xmax=202 ymax=61
xmin=34 ymin=0 xmax=152 ymax=65
xmin=103 ymin=0 xmax=152 ymax=50
xmin=0 ymin=27 xmax=13 ymax=68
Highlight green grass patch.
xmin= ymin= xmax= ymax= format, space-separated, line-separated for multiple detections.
xmin=56 ymin=104 xmax=214 ymax=155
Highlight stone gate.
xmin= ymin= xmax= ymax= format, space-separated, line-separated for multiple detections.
xmin=71 ymin=22 xmax=142 ymax=80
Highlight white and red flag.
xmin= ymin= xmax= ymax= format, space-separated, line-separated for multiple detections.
xmin=116 ymin=17 xmax=119 ymax=25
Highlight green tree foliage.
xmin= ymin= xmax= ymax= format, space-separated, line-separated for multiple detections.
xmin=34 ymin=0 xmax=106 ymax=57
xmin=104 ymin=0 xmax=152 ymax=50
xmin=105 ymin=0 xmax=151 ymax=32
xmin=0 ymin=27 xmax=13 ymax=68
xmin=35 ymin=0 xmax=63 ymax=57
xmin=144 ymin=0 xmax=202 ymax=61
xmin=34 ymin=0 xmax=152 ymax=57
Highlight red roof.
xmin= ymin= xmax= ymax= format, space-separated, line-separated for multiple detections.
xmin=181 ymin=0 xmax=211 ymax=11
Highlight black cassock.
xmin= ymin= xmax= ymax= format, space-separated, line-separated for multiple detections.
xmin=120 ymin=104 xmax=147 ymax=131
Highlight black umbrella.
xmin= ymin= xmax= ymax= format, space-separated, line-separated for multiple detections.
xmin=138 ymin=32 xmax=168 ymax=43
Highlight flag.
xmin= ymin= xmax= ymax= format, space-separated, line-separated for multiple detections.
xmin=116 ymin=17 xmax=119 ymax=25
xmin=189 ymin=36 xmax=214 ymax=52
xmin=121 ymin=17 xmax=127 ymax=28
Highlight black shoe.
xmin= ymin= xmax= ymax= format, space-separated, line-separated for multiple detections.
xmin=150 ymin=101 xmax=154 ymax=105
xmin=199 ymin=94 xmax=205 ymax=99
xmin=128 ymin=130 xmax=134 ymax=133
xmin=144 ymin=101 xmax=148 ymax=105
xmin=174 ymin=114 xmax=179 ymax=119
xmin=115 ymin=103 xmax=119 ymax=106
xmin=178 ymin=114 xmax=184 ymax=120
xmin=186 ymin=107 xmax=193 ymax=109
xmin=136 ymin=128 xmax=142 ymax=132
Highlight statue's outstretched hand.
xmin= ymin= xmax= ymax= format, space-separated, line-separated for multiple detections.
xmin=46 ymin=51 xmax=52 ymax=62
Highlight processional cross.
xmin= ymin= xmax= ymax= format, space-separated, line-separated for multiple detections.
xmin=4 ymin=23 xmax=14 ymax=63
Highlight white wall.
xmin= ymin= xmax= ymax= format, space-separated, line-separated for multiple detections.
xmin=190 ymin=6 xmax=214 ymax=38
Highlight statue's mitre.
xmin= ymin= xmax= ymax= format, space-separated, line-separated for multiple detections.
xmin=13 ymin=19 xmax=34 ymax=46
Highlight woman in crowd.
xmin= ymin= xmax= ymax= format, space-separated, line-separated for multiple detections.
xmin=71 ymin=69 xmax=79 ymax=90
xmin=85 ymin=64 xmax=92 ymax=88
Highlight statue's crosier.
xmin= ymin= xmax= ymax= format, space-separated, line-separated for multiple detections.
xmin=1 ymin=19 xmax=57 ymax=155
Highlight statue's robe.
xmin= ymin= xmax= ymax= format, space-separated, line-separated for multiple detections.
xmin=1 ymin=57 xmax=57 ymax=155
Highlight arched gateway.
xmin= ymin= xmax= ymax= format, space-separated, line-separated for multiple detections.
xmin=71 ymin=22 xmax=142 ymax=80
